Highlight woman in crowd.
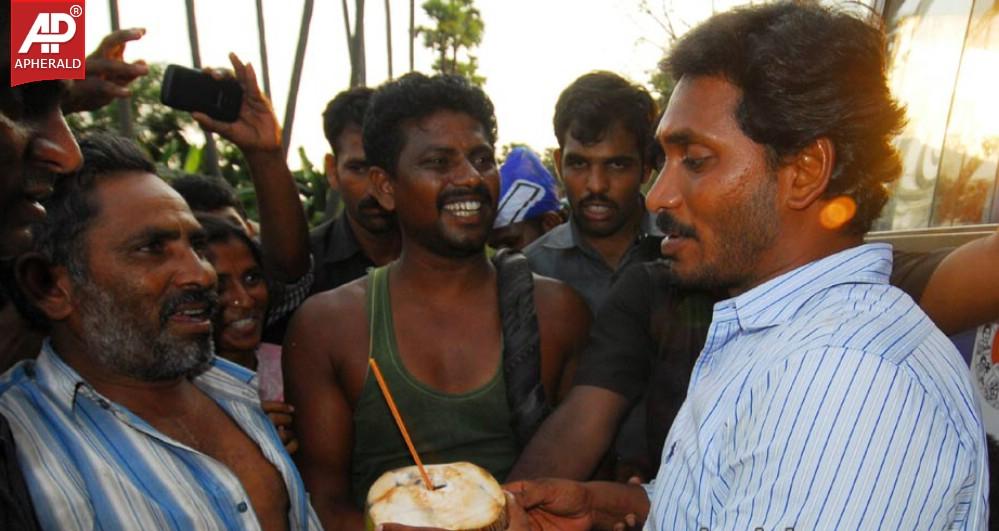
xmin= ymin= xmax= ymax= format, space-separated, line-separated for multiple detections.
xmin=198 ymin=214 xmax=297 ymax=452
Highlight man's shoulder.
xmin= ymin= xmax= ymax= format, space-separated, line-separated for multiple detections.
xmin=524 ymin=224 xmax=573 ymax=256
xmin=0 ymin=361 xmax=42 ymax=407
xmin=786 ymin=282 xmax=934 ymax=355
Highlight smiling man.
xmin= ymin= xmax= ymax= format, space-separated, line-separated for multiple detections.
xmin=506 ymin=3 xmax=987 ymax=530
xmin=1 ymin=134 xmax=320 ymax=530
xmin=283 ymin=73 xmax=590 ymax=531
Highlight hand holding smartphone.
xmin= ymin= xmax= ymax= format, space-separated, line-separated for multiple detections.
xmin=160 ymin=64 xmax=243 ymax=122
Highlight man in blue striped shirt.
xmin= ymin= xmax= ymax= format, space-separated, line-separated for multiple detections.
xmin=0 ymin=133 xmax=320 ymax=530
xmin=506 ymin=3 xmax=988 ymax=530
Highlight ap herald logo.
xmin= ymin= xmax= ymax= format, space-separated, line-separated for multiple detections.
xmin=10 ymin=0 xmax=85 ymax=86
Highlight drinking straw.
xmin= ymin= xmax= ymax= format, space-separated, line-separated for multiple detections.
xmin=368 ymin=358 xmax=435 ymax=491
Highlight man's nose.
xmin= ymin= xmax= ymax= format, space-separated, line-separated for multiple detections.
xmin=176 ymin=247 xmax=217 ymax=290
xmin=29 ymin=110 xmax=82 ymax=175
xmin=585 ymin=167 xmax=610 ymax=195
xmin=645 ymin=166 xmax=682 ymax=213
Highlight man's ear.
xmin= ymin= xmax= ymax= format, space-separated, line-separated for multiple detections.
xmin=369 ymin=166 xmax=396 ymax=212
xmin=552 ymin=148 xmax=563 ymax=181
xmin=781 ymin=137 xmax=835 ymax=211
xmin=15 ymin=253 xmax=74 ymax=321
xmin=324 ymin=153 xmax=339 ymax=191
xmin=539 ymin=210 xmax=564 ymax=234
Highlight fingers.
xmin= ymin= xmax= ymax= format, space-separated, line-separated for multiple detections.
xmin=192 ymin=111 xmax=227 ymax=134
xmin=504 ymin=491 xmax=532 ymax=531
xmin=86 ymin=56 xmax=149 ymax=80
xmin=95 ymin=28 xmax=145 ymax=57
xmin=261 ymin=400 xmax=294 ymax=414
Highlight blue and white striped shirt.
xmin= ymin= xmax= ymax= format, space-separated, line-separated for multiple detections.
xmin=646 ymin=243 xmax=987 ymax=530
xmin=0 ymin=342 xmax=322 ymax=530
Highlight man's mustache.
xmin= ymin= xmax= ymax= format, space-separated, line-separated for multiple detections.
xmin=656 ymin=212 xmax=697 ymax=239
xmin=436 ymin=184 xmax=493 ymax=210
xmin=160 ymin=288 xmax=220 ymax=326
xmin=578 ymin=194 xmax=618 ymax=210
xmin=357 ymin=196 xmax=388 ymax=212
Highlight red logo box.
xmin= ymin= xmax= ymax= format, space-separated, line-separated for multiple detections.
xmin=10 ymin=0 xmax=85 ymax=87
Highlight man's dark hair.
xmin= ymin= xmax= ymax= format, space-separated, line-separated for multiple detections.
xmin=35 ymin=133 xmax=156 ymax=278
xmin=171 ymin=174 xmax=247 ymax=220
xmin=322 ymin=87 xmax=374 ymax=154
xmin=552 ymin=71 xmax=658 ymax=169
xmin=363 ymin=72 xmax=497 ymax=176
xmin=665 ymin=2 xmax=906 ymax=234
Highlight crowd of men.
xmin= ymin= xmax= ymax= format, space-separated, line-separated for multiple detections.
xmin=1 ymin=1 xmax=999 ymax=530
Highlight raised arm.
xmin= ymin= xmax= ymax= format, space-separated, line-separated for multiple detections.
xmin=917 ymin=227 xmax=999 ymax=334
xmin=194 ymin=53 xmax=310 ymax=285
xmin=283 ymin=294 xmax=363 ymax=531
xmin=61 ymin=29 xmax=149 ymax=114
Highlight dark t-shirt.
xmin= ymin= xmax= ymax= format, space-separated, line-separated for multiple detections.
xmin=262 ymin=215 xmax=375 ymax=343
xmin=575 ymin=247 xmax=952 ymax=476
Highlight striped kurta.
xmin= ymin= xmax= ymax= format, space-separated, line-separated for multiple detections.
xmin=645 ymin=243 xmax=987 ymax=530
xmin=0 ymin=342 xmax=321 ymax=530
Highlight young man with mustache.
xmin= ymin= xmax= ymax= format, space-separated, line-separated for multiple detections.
xmin=3 ymin=134 xmax=321 ymax=530
xmin=523 ymin=71 xmax=662 ymax=316
xmin=283 ymin=73 xmax=590 ymax=531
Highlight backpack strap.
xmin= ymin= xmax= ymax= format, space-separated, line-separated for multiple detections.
xmin=492 ymin=248 xmax=551 ymax=448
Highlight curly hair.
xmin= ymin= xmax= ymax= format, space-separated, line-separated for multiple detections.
xmin=362 ymin=72 xmax=497 ymax=176
xmin=553 ymin=71 xmax=658 ymax=169
xmin=322 ymin=86 xmax=374 ymax=154
xmin=664 ymin=1 xmax=906 ymax=234
xmin=34 ymin=132 xmax=157 ymax=279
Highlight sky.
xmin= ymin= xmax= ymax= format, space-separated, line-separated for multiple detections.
xmin=80 ymin=0 xmax=756 ymax=169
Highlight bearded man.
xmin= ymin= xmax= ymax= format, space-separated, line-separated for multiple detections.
xmin=0 ymin=134 xmax=320 ymax=530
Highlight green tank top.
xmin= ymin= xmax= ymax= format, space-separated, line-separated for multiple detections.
xmin=350 ymin=265 xmax=519 ymax=509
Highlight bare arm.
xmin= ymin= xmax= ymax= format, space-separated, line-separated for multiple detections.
xmin=918 ymin=228 xmax=999 ymax=334
xmin=194 ymin=53 xmax=310 ymax=283
xmin=507 ymin=385 xmax=629 ymax=481
xmin=534 ymin=277 xmax=592 ymax=403
xmin=283 ymin=295 xmax=363 ymax=531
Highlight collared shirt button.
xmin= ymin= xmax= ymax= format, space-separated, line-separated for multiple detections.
xmin=237 ymin=501 xmax=248 ymax=513
xmin=97 ymin=399 xmax=111 ymax=410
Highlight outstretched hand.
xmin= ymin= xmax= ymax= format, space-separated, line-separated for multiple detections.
xmin=505 ymin=479 xmax=594 ymax=531
xmin=192 ymin=53 xmax=282 ymax=154
xmin=62 ymin=28 xmax=149 ymax=113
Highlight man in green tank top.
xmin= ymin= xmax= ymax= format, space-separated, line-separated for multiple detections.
xmin=283 ymin=73 xmax=592 ymax=531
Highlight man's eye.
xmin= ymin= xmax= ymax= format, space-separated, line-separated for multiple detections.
xmin=137 ymin=241 xmax=165 ymax=254
xmin=565 ymin=159 xmax=587 ymax=169
xmin=683 ymin=157 xmax=709 ymax=172
xmin=473 ymin=155 xmax=495 ymax=170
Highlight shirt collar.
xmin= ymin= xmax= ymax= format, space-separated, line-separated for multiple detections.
xmin=724 ymin=243 xmax=893 ymax=332
xmin=33 ymin=340 xmax=260 ymax=414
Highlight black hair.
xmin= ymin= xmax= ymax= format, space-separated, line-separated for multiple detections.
xmin=35 ymin=132 xmax=157 ymax=278
xmin=552 ymin=71 xmax=658 ymax=168
xmin=665 ymin=1 xmax=906 ymax=234
xmin=196 ymin=214 xmax=263 ymax=269
xmin=171 ymin=174 xmax=247 ymax=220
xmin=363 ymin=72 xmax=497 ymax=175
xmin=322 ymin=86 xmax=375 ymax=154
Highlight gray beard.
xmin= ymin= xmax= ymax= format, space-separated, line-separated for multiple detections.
xmin=75 ymin=281 xmax=214 ymax=382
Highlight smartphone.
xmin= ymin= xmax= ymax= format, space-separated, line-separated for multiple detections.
xmin=160 ymin=64 xmax=243 ymax=122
